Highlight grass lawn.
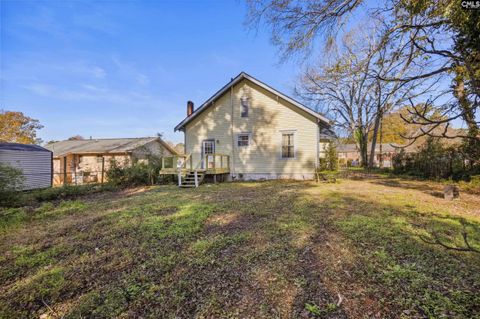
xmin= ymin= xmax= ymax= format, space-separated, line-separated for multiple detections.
xmin=1 ymin=177 xmax=479 ymax=318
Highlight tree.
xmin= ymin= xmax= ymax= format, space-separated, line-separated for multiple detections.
xmin=298 ymin=52 xmax=374 ymax=166
xmin=377 ymin=1 xmax=479 ymax=153
xmin=246 ymin=0 xmax=364 ymax=59
xmin=0 ymin=111 xmax=43 ymax=144
xmin=297 ymin=28 xmax=426 ymax=167
xmin=368 ymin=110 xmax=407 ymax=144
xmin=367 ymin=106 xmax=431 ymax=145
xmin=324 ymin=141 xmax=338 ymax=171
xmin=246 ymin=0 xmax=478 ymax=93
xmin=68 ymin=135 xmax=84 ymax=141
xmin=246 ymin=0 xmax=479 ymax=161
xmin=0 ymin=163 xmax=25 ymax=206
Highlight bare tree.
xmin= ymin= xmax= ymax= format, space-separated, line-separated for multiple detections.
xmin=246 ymin=0 xmax=479 ymax=156
xmin=298 ymin=53 xmax=375 ymax=166
xmin=375 ymin=6 xmax=480 ymax=149
xmin=246 ymin=0 xmax=363 ymax=59
xmin=297 ymin=28 xmax=429 ymax=167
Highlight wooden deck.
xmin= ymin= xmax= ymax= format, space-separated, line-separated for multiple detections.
xmin=159 ymin=153 xmax=230 ymax=176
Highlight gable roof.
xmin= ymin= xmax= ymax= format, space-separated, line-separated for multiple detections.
xmin=0 ymin=143 xmax=51 ymax=152
xmin=174 ymin=72 xmax=330 ymax=131
xmin=45 ymin=137 xmax=177 ymax=157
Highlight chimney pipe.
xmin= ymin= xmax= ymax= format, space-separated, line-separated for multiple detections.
xmin=187 ymin=101 xmax=194 ymax=116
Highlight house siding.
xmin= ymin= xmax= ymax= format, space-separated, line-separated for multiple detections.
xmin=184 ymin=78 xmax=318 ymax=179
xmin=52 ymin=140 xmax=174 ymax=186
xmin=0 ymin=149 xmax=52 ymax=190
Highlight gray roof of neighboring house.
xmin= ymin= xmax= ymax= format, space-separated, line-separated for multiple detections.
xmin=45 ymin=137 xmax=176 ymax=157
xmin=337 ymin=143 xmax=405 ymax=153
xmin=319 ymin=127 xmax=336 ymax=140
xmin=174 ymin=72 xmax=331 ymax=131
xmin=0 ymin=143 xmax=51 ymax=152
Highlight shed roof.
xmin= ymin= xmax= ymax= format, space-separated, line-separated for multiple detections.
xmin=0 ymin=143 xmax=51 ymax=152
xmin=174 ymin=72 xmax=330 ymax=131
xmin=45 ymin=137 xmax=176 ymax=157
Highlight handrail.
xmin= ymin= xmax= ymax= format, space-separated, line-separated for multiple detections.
xmin=160 ymin=153 xmax=230 ymax=185
xmin=194 ymin=155 xmax=203 ymax=171
xmin=161 ymin=154 xmax=230 ymax=170
xmin=177 ymin=153 xmax=192 ymax=171
xmin=192 ymin=157 xmax=204 ymax=187
xmin=161 ymin=154 xmax=192 ymax=171
xmin=176 ymin=154 xmax=191 ymax=187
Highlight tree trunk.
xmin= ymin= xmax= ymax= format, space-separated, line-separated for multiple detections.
xmin=368 ymin=111 xmax=382 ymax=168
xmin=358 ymin=130 xmax=369 ymax=168
xmin=379 ymin=117 xmax=383 ymax=168
xmin=455 ymin=76 xmax=479 ymax=135
xmin=455 ymin=76 xmax=480 ymax=165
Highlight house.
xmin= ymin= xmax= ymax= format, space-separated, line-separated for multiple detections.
xmin=318 ymin=127 xmax=337 ymax=158
xmin=45 ymin=137 xmax=177 ymax=186
xmin=0 ymin=143 xmax=52 ymax=190
xmin=337 ymin=143 xmax=407 ymax=167
xmin=170 ymin=72 xmax=332 ymax=185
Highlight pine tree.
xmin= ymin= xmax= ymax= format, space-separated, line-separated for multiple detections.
xmin=325 ymin=141 xmax=338 ymax=171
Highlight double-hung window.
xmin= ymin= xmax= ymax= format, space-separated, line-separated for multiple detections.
xmin=281 ymin=132 xmax=295 ymax=158
xmin=237 ymin=133 xmax=250 ymax=147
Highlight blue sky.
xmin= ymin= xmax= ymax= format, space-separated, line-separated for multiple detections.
xmin=1 ymin=0 xmax=299 ymax=144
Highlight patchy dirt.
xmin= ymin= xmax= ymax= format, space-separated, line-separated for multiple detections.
xmin=1 ymin=178 xmax=479 ymax=318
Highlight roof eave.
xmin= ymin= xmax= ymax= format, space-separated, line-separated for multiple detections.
xmin=174 ymin=72 xmax=330 ymax=131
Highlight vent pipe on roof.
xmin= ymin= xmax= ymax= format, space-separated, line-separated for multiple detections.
xmin=187 ymin=101 xmax=194 ymax=116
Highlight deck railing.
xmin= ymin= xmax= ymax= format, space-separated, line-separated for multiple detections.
xmin=159 ymin=153 xmax=230 ymax=175
xmin=203 ymin=153 xmax=230 ymax=174
xmin=160 ymin=154 xmax=193 ymax=174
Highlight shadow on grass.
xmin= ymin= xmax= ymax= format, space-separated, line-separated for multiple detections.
xmin=0 ymin=181 xmax=479 ymax=318
xmin=369 ymin=177 xmax=450 ymax=200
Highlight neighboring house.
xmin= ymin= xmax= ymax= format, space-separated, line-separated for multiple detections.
xmin=0 ymin=143 xmax=52 ymax=190
xmin=172 ymin=72 xmax=332 ymax=182
xmin=45 ymin=137 xmax=177 ymax=186
xmin=337 ymin=143 xmax=408 ymax=167
xmin=318 ymin=127 xmax=337 ymax=158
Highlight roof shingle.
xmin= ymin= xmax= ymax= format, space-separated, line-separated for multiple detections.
xmin=44 ymin=137 xmax=174 ymax=157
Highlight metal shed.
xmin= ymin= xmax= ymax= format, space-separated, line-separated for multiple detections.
xmin=0 ymin=143 xmax=52 ymax=190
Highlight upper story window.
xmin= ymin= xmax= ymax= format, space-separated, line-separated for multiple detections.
xmin=281 ymin=132 xmax=295 ymax=158
xmin=237 ymin=133 xmax=251 ymax=147
xmin=240 ymin=97 xmax=249 ymax=118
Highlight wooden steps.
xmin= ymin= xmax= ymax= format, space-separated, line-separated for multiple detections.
xmin=179 ymin=171 xmax=205 ymax=188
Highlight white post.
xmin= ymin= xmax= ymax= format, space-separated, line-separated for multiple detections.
xmin=177 ymin=156 xmax=182 ymax=186
xmin=194 ymin=171 xmax=198 ymax=187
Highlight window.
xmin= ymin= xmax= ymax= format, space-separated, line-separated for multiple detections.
xmin=203 ymin=140 xmax=215 ymax=154
xmin=281 ymin=132 xmax=295 ymax=158
xmin=240 ymin=97 xmax=249 ymax=117
xmin=237 ymin=133 xmax=250 ymax=147
xmin=96 ymin=155 xmax=103 ymax=163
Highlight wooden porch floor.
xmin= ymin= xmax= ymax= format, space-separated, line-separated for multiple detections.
xmin=159 ymin=153 xmax=230 ymax=176
xmin=159 ymin=167 xmax=230 ymax=175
